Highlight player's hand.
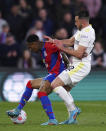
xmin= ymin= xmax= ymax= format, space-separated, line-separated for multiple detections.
xmin=43 ymin=35 xmax=53 ymax=43
xmin=83 ymin=52 xmax=88 ymax=57
xmin=55 ymin=42 xmax=64 ymax=50
xmin=54 ymin=39 xmax=62 ymax=44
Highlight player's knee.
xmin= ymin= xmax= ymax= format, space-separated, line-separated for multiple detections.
xmin=39 ymin=86 xmax=51 ymax=95
xmin=26 ymin=80 xmax=32 ymax=89
xmin=39 ymin=86 xmax=46 ymax=92
xmin=30 ymin=80 xmax=35 ymax=89
xmin=51 ymin=77 xmax=65 ymax=89
xmin=51 ymin=81 xmax=56 ymax=89
xmin=46 ymin=86 xmax=52 ymax=95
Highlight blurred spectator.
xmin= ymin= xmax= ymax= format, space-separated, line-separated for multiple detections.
xmin=0 ymin=1 xmax=5 ymax=13
xmin=44 ymin=0 xmax=57 ymax=20
xmin=6 ymin=4 xmax=24 ymax=42
xmin=17 ymin=49 xmax=37 ymax=69
xmin=55 ymin=28 xmax=68 ymax=39
xmin=0 ymin=0 xmax=106 ymax=68
xmin=38 ymin=8 xmax=54 ymax=35
xmin=75 ymin=0 xmax=87 ymax=12
xmin=55 ymin=0 xmax=75 ymax=23
xmin=19 ymin=0 xmax=33 ymax=28
xmin=29 ymin=20 xmax=45 ymax=41
xmin=21 ymin=27 xmax=37 ymax=53
xmin=19 ymin=0 xmax=32 ymax=18
xmin=0 ymin=10 xmax=8 ymax=33
xmin=25 ymin=27 xmax=44 ymax=67
xmin=0 ymin=34 xmax=21 ymax=67
xmin=26 ymin=27 xmax=37 ymax=38
xmin=82 ymin=0 xmax=102 ymax=18
xmin=0 ymin=0 xmax=19 ymax=16
xmin=26 ymin=19 xmax=44 ymax=41
xmin=91 ymin=41 xmax=106 ymax=68
xmin=101 ymin=4 xmax=106 ymax=41
xmin=32 ymin=0 xmax=45 ymax=18
xmin=0 ymin=24 xmax=10 ymax=44
xmin=34 ymin=19 xmax=45 ymax=40
xmin=60 ymin=12 xmax=74 ymax=37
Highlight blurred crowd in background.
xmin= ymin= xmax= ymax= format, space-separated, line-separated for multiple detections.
xmin=0 ymin=0 xmax=106 ymax=69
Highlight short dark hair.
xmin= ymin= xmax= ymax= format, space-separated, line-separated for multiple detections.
xmin=26 ymin=34 xmax=39 ymax=43
xmin=77 ymin=10 xmax=89 ymax=20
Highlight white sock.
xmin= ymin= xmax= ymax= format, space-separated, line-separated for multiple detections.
xmin=65 ymin=92 xmax=76 ymax=115
xmin=53 ymin=86 xmax=76 ymax=112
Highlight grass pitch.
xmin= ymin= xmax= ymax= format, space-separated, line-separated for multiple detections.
xmin=0 ymin=101 xmax=106 ymax=131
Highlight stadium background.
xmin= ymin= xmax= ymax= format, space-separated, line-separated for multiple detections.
xmin=0 ymin=0 xmax=106 ymax=102
xmin=0 ymin=68 xmax=106 ymax=102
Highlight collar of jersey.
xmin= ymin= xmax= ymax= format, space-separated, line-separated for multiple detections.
xmin=81 ymin=24 xmax=91 ymax=31
xmin=41 ymin=40 xmax=46 ymax=52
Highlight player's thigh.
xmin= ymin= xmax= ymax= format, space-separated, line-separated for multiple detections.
xmin=39 ymin=80 xmax=52 ymax=95
xmin=51 ymin=76 xmax=65 ymax=89
xmin=31 ymin=78 xmax=42 ymax=89
xmin=52 ymin=69 xmax=71 ymax=88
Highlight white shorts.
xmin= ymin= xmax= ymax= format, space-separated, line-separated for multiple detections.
xmin=58 ymin=62 xmax=91 ymax=88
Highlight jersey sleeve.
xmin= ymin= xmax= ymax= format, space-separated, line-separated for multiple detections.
xmin=46 ymin=42 xmax=60 ymax=52
xmin=51 ymin=44 xmax=60 ymax=52
xmin=73 ymin=30 xmax=81 ymax=41
xmin=79 ymin=31 xmax=90 ymax=47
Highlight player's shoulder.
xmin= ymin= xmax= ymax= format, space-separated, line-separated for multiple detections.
xmin=45 ymin=41 xmax=50 ymax=45
xmin=45 ymin=41 xmax=52 ymax=47
xmin=82 ymin=25 xmax=94 ymax=34
xmin=45 ymin=41 xmax=57 ymax=50
xmin=81 ymin=25 xmax=95 ymax=38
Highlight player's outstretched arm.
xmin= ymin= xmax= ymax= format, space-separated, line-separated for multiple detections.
xmin=43 ymin=35 xmax=53 ymax=43
xmin=53 ymin=37 xmax=75 ymax=47
xmin=44 ymin=35 xmax=75 ymax=47
xmin=56 ymin=44 xmax=87 ymax=59
xmin=60 ymin=36 xmax=75 ymax=47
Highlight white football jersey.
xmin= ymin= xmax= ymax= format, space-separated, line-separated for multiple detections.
xmin=72 ymin=25 xmax=95 ymax=63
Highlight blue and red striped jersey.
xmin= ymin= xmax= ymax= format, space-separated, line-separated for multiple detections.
xmin=41 ymin=42 xmax=65 ymax=76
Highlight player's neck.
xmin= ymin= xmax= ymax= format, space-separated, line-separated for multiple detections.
xmin=39 ymin=42 xmax=44 ymax=52
xmin=81 ymin=23 xmax=89 ymax=30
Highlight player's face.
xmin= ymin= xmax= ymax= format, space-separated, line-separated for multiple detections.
xmin=27 ymin=42 xmax=40 ymax=52
xmin=75 ymin=16 xmax=82 ymax=30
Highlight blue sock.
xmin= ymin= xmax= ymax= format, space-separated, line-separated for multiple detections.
xmin=38 ymin=92 xmax=55 ymax=119
xmin=17 ymin=81 xmax=33 ymax=110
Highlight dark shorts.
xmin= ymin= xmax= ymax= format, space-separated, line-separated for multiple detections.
xmin=43 ymin=73 xmax=56 ymax=83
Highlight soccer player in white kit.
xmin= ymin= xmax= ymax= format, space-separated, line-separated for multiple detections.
xmin=44 ymin=10 xmax=95 ymax=124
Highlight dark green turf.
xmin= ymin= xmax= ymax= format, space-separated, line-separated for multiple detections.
xmin=0 ymin=101 xmax=106 ymax=131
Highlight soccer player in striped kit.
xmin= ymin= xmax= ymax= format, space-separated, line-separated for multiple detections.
xmin=7 ymin=34 xmax=79 ymax=125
